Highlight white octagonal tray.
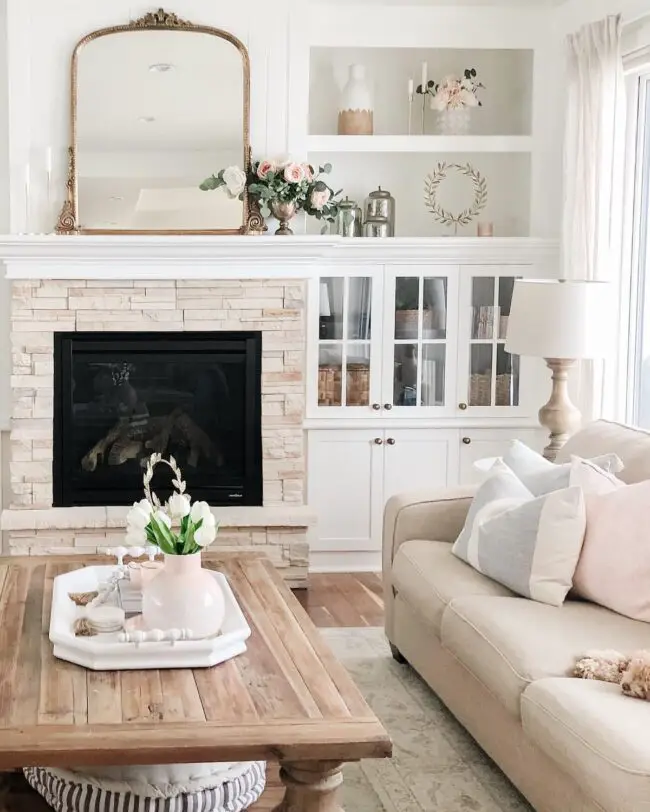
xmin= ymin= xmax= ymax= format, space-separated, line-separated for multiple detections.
xmin=50 ymin=565 xmax=251 ymax=671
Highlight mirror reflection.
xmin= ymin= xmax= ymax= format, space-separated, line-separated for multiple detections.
xmin=75 ymin=27 xmax=246 ymax=232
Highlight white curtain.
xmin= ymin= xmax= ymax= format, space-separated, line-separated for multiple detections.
xmin=562 ymin=15 xmax=625 ymax=422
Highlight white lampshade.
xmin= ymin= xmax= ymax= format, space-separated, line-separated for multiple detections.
xmin=505 ymin=279 xmax=611 ymax=360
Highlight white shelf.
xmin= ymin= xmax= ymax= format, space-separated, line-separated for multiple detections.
xmin=308 ymin=135 xmax=533 ymax=154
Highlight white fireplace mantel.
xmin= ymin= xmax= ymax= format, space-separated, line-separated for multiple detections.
xmin=0 ymin=235 xmax=559 ymax=279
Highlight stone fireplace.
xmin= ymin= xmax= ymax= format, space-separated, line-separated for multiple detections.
xmin=2 ymin=268 xmax=314 ymax=587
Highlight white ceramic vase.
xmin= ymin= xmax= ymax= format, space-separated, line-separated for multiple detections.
xmin=142 ymin=552 xmax=225 ymax=639
xmin=338 ymin=64 xmax=373 ymax=136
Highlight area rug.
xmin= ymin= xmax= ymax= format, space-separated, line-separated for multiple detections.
xmin=324 ymin=627 xmax=532 ymax=812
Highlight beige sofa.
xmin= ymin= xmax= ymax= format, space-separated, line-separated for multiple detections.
xmin=383 ymin=420 xmax=650 ymax=812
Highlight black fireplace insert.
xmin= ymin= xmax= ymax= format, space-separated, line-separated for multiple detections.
xmin=53 ymin=331 xmax=263 ymax=507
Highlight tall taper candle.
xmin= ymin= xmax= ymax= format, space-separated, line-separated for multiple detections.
xmin=421 ymin=62 xmax=428 ymax=91
xmin=45 ymin=146 xmax=53 ymax=206
xmin=408 ymin=79 xmax=414 ymax=135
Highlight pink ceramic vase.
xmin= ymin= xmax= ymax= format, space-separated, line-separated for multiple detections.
xmin=142 ymin=552 xmax=225 ymax=638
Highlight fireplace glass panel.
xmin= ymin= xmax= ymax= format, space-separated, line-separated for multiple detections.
xmin=54 ymin=332 xmax=262 ymax=507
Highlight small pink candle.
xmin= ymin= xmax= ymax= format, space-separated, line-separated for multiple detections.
xmin=477 ymin=222 xmax=494 ymax=237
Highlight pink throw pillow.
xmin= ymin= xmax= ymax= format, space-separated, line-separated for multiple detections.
xmin=573 ymin=479 xmax=650 ymax=622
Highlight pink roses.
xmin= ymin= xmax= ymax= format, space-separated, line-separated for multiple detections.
xmin=310 ymin=188 xmax=331 ymax=210
xmin=257 ymin=160 xmax=276 ymax=180
xmin=283 ymin=163 xmax=305 ymax=184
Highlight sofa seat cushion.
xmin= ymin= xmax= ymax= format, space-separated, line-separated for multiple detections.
xmin=441 ymin=596 xmax=650 ymax=717
xmin=391 ymin=539 xmax=513 ymax=637
xmin=522 ymin=678 xmax=650 ymax=812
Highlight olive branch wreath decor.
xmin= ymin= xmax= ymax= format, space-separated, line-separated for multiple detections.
xmin=424 ymin=161 xmax=488 ymax=235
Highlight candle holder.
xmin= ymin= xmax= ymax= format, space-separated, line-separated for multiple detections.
xmin=407 ymin=88 xmax=414 ymax=136
xmin=416 ymin=84 xmax=429 ymax=135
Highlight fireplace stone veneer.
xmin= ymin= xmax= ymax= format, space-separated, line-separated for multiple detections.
xmin=3 ymin=279 xmax=313 ymax=586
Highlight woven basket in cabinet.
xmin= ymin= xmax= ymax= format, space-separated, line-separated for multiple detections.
xmin=318 ymin=364 xmax=369 ymax=407
xmin=469 ymin=373 xmax=514 ymax=407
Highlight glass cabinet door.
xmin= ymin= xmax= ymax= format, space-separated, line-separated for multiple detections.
xmin=465 ymin=274 xmax=520 ymax=410
xmin=315 ymin=276 xmax=376 ymax=411
xmin=386 ymin=271 xmax=456 ymax=414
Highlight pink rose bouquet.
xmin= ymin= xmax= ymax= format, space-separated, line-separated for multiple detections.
xmin=417 ymin=68 xmax=484 ymax=110
xmin=201 ymin=157 xmax=344 ymax=231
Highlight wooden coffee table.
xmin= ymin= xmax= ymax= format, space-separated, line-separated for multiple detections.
xmin=0 ymin=552 xmax=391 ymax=810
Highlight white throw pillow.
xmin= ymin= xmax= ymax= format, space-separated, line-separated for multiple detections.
xmin=502 ymin=440 xmax=623 ymax=496
xmin=452 ymin=458 xmax=592 ymax=606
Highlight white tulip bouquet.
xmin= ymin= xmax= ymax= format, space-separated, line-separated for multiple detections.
xmin=126 ymin=454 xmax=219 ymax=556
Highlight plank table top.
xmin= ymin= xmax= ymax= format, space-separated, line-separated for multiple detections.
xmin=0 ymin=552 xmax=390 ymax=808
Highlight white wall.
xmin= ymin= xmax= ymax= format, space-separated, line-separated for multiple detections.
xmin=559 ymin=0 xmax=650 ymax=32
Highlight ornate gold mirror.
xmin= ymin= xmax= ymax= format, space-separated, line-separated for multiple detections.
xmin=57 ymin=9 xmax=258 ymax=235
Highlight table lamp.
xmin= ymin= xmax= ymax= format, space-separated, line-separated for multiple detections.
xmin=505 ymin=279 xmax=610 ymax=461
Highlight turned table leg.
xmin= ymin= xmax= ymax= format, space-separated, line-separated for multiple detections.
xmin=272 ymin=761 xmax=344 ymax=811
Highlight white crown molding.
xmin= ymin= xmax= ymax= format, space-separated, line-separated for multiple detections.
xmin=0 ymin=235 xmax=559 ymax=279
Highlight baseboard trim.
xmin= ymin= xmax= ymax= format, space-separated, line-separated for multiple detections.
xmin=309 ymin=550 xmax=381 ymax=573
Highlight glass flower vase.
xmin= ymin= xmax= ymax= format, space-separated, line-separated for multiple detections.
xmin=436 ymin=108 xmax=471 ymax=135
xmin=142 ymin=552 xmax=225 ymax=639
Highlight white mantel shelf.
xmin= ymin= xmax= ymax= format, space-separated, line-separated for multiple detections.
xmin=0 ymin=235 xmax=559 ymax=279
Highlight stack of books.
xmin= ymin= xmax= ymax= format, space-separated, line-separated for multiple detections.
xmin=473 ymin=306 xmax=498 ymax=339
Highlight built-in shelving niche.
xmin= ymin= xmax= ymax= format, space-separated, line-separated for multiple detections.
xmin=307 ymin=46 xmax=534 ymax=238
xmin=309 ymin=47 xmax=534 ymax=138
xmin=307 ymin=151 xmax=531 ymax=238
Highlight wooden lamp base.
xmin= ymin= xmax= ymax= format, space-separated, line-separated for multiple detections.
xmin=539 ymin=358 xmax=582 ymax=462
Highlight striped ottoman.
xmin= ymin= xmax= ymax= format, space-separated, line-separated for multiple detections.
xmin=24 ymin=761 xmax=266 ymax=811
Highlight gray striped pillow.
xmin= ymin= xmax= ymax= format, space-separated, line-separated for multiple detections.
xmin=24 ymin=761 xmax=266 ymax=812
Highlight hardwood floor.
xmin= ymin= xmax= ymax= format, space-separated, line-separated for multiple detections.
xmin=251 ymin=572 xmax=385 ymax=809
xmin=294 ymin=572 xmax=384 ymax=628
xmin=1 ymin=573 xmax=385 ymax=812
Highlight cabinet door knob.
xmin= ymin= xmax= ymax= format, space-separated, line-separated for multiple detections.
xmin=372 ymin=403 xmax=381 ymax=411
xmin=384 ymin=403 xmax=393 ymax=411
xmin=462 ymin=437 xmax=472 ymax=445
xmin=387 ymin=438 xmax=396 ymax=445
xmin=374 ymin=438 xmax=383 ymax=445
xmin=458 ymin=402 xmax=468 ymax=411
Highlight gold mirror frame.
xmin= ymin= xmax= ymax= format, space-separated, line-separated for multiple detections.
xmin=56 ymin=8 xmax=262 ymax=235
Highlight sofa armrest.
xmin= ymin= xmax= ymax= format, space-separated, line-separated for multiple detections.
xmin=383 ymin=486 xmax=476 ymax=574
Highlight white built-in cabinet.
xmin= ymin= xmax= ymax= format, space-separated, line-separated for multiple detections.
xmin=306 ymin=257 xmax=548 ymax=571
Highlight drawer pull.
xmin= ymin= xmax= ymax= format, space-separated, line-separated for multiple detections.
xmin=462 ymin=437 xmax=472 ymax=445
xmin=374 ymin=438 xmax=383 ymax=445
xmin=387 ymin=438 xmax=396 ymax=446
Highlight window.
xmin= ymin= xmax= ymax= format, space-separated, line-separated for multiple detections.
xmin=626 ymin=71 xmax=650 ymax=426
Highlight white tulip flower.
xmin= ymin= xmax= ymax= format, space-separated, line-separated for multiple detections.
xmin=167 ymin=492 xmax=191 ymax=519
xmin=125 ymin=528 xmax=147 ymax=546
xmin=194 ymin=522 xmax=216 ymax=548
xmin=190 ymin=500 xmax=213 ymax=525
xmin=152 ymin=510 xmax=172 ymax=529
xmin=127 ymin=499 xmax=153 ymax=531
